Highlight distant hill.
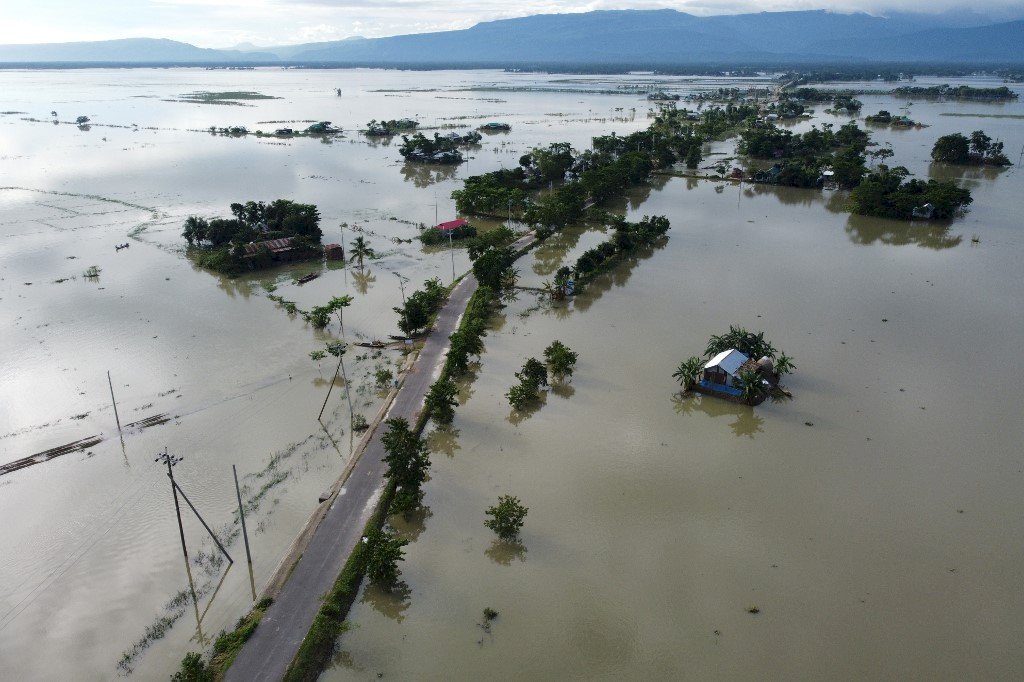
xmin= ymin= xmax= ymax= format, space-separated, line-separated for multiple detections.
xmin=283 ymin=10 xmax=1024 ymax=65
xmin=0 ymin=37 xmax=276 ymax=63
xmin=0 ymin=11 xmax=1022 ymax=66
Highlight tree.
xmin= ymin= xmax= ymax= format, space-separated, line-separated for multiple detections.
xmin=737 ymin=369 xmax=764 ymax=405
xmin=365 ymin=527 xmax=408 ymax=586
xmin=425 ymin=377 xmax=458 ymax=425
xmin=381 ymin=417 xmax=431 ymax=513
xmin=172 ymin=652 xmax=213 ymax=682
xmin=931 ymin=134 xmax=971 ymax=164
xmin=517 ymin=357 xmax=548 ymax=388
xmin=685 ymin=144 xmax=702 ymax=170
xmin=182 ymin=216 xmax=208 ymax=246
xmin=775 ymin=352 xmax=796 ymax=375
xmin=969 ymin=130 xmax=992 ymax=156
xmin=544 ymin=341 xmax=578 ymax=381
xmin=672 ymin=356 xmax=704 ymax=389
xmin=472 ymin=245 xmax=515 ymax=291
xmin=326 ymin=294 xmax=353 ymax=334
xmin=484 ymin=495 xmax=528 ymax=541
xmin=348 ymin=235 xmax=376 ymax=269
xmin=506 ymin=382 xmax=537 ymax=411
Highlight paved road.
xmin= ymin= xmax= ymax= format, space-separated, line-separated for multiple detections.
xmin=228 ymin=233 xmax=534 ymax=681
xmin=227 ymin=275 xmax=480 ymax=681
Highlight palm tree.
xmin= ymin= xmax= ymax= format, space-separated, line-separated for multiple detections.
xmin=672 ymin=356 xmax=704 ymax=390
xmin=348 ymin=235 xmax=376 ymax=269
xmin=775 ymin=352 xmax=796 ymax=376
xmin=737 ymin=370 xmax=763 ymax=405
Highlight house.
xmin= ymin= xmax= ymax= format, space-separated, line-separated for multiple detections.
xmin=912 ymin=203 xmax=936 ymax=220
xmin=324 ymin=243 xmax=344 ymax=260
xmin=243 ymin=237 xmax=299 ymax=261
xmin=436 ymin=219 xmax=469 ymax=233
xmin=701 ymin=349 xmax=750 ymax=389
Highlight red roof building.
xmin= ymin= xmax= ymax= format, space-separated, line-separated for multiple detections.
xmin=435 ymin=219 xmax=469 ymax=232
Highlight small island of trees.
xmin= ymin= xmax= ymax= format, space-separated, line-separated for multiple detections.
xmin=182 ymin=199 xmax=323 ymax=274
xmin=931 ymin=130 xmax=1012 ymax=167
xmin=740 ymin=121 xmax=869 ymax=189
xmin=399 ymin=132 xmax=473 ymax=164
xmin=849 ymin=165 xmax=973 ymax=220
xmin=365 ymin=118 xmax=419 ymax=136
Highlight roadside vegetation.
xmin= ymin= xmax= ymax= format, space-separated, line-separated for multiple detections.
xmin=393 ymin=278 xmax=447 ymax=337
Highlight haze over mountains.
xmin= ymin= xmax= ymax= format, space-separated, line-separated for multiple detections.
xmin=1 ymin=9 xmax=1021 ymax=66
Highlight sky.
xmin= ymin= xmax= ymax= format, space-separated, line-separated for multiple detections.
xmin=2 ymin=0 xmax=1023 ymax=48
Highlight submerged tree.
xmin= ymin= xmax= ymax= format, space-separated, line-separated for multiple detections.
xmin=544 ymin=341 xmax=578 ymax=381
xmin=484 ymin=495 xmax=528 ymax=541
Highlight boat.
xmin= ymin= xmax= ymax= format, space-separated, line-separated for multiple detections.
xmin=295 ymin=272 xmax=321 ymax=285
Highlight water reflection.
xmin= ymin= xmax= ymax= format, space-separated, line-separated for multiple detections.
xmin=568 ymin=241 xmax=663 ymax=314
xmin=671 ymin=392 xmax=765 ymax=439
xmin=927 ymin=162 xmax=1005 ymax=182
xmin=350 ymin=268 xmax=376 ymax=294
xmin=361 ymin=580 xmax=412 ymax=622
xmin=743 ymin=184 xmax=848 ymax=212
xmin=427 ymin=427 xmax=461 ymax=459
xmin=215 ymin=275 xmax=256 ymax=299
xmin=400 ymin=162 xmax=458 ymax=187
xmin=532 ymin=226 xmax=590 ymax=277
xmin=484 ymin=538 xmax=527 ymax=565
xmin=391 ymin=504 xmax=432 ymax=543
xmin=507 ymin=393 xmax=546 ymax=426
xmin=845 ymin=213 xmax=962 ymax=249
xmin=550 ymin=382 xmax=576 ymax=400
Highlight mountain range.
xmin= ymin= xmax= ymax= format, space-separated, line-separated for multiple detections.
xmin=1 ymin=10 xmax=1021 ymax=66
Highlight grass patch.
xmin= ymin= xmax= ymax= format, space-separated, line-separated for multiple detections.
xmin=209 ymin=598 xmax=274 ymax=674
xmin=940 ymin=113 xmax=1024 ymax=120
xmin=169 ymin=598 xmax=273 ymax=681
xmin=174 ymin=91 xmax=279 ymax=106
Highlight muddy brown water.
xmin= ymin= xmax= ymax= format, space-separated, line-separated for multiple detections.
xmin=0 ymin=69 xmax=1021 ymax=679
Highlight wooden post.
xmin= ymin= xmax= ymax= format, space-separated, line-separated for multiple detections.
xmin=318 ymin=351 xmax=344 ymax=422
xmin=233 ymin=462 xmax=254 ymax=602
xmin=107 ymin=371 xmax=122 ymax=434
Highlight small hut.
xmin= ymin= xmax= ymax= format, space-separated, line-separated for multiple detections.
xmin=324 ymin=243 xmax=344 ymax=260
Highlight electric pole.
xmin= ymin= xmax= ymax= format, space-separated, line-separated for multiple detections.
xmin=156 ymin=448 xmax=188 ymax=561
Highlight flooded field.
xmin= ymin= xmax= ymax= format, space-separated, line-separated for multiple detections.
xmin=0 ymin=68 xmax=1022 ymax=679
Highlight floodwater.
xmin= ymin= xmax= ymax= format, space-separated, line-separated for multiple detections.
xmin=0 ymin=68 xmax=1020 ymax=679
xmin=323 ymin=79 xmax=1024 ymax=680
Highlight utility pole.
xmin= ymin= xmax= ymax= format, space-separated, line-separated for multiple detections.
xmin=157 ymin=448 xmax=188 ymax=562
xmin=393 ymin=272 xmax=407 ymax=307
xmin=108 ymin=371 xmax=122 ymax=435
xmin=232 ymin=465 xmax=256 ymax=600
xmin=156 ymin=448 xmax=233 ymax=564
xmin=318 ymin=344 xmax=345 ymax=422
